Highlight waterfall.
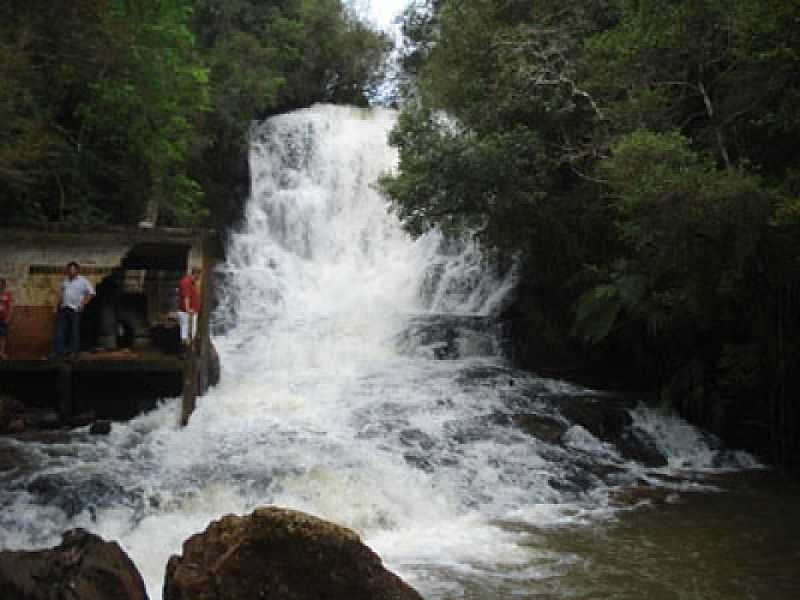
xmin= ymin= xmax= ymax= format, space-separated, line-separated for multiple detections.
xmin=216 ymin=105 xmax=512 ymax=372
xmin=0 ymin=105 xmax=752 ymax=600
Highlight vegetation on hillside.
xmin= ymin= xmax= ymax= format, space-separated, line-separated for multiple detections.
xmin=0 ymin=0 xmax=388 ymax=228
xmin=383 ymin=0 xmax=800 ymax=466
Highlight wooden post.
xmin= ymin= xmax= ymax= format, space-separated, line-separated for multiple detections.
xmin=180 ymin=305 xmax=197 ymax=427
xmin=180 ymin=238 xmax=215 ymax=427
xmin=196 ymin=248 xmax=215 ymax=394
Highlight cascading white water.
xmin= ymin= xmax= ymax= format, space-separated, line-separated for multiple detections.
xmin=0 ymin=105 xmax=754 ymax=600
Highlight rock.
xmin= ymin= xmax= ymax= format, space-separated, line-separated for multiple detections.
xmin=618 ymin=427 xmax=668 ymax=467
xmin=551 ymin=395 xmax=669 ymax=467
xmin=608 ymin=484 xmax=676 ymax=507
xmin=0 ymin=445 xmax=27 ymax=473
xmin=70 ymin=411 xmax=97 ymax=428
xmin=27 ymin=473 xmax=127 ymax=518
xmin=555 ymin=395 xmax=633 ymax=443
xmin=0 ymin=529 xmax=148 ymax=600
xmin=0 ymin=395 xmax=25 ymax=433
xmin=28 ymin=411 xmax=62 ymax=430
xmin=513 ymin=414 xmax=566 ymax=444
xmin=90 ymin=420 xmax=112 ymax=435
xmin=206 ymin=341 xmax=221 ymax=388
xmin=399 ymin=428 xmax=435 ymax=450
xmin=403 ymin=453 xmax=435 ymax=473
xmin=548 ymin=471 xmax=597 ymax=496
xmin=164 ymin=507 xmax=424 ymax=600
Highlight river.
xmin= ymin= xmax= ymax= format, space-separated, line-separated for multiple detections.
xmin=1 ymin=105 xmax=798 ymax=600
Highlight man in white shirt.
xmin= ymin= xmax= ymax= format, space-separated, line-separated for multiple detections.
xmin=52 ymin=261 xmax=95 ymax=358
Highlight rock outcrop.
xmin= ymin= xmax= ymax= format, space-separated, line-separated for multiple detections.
xmin=164 ymin=507 xmax=424 ymax=600
xmin=514 ymin=394 xmax=669 ymax=468
xmin=0 ymin=529 xmax=148 ymax=600
xmin=513 ymin=414 xmax=566 ymax=444
xmin=555 ymin=395 xmax=668 ymax=467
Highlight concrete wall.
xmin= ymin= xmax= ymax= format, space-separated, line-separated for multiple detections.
xmin=0 ymin=227 xmax=217 ymax=358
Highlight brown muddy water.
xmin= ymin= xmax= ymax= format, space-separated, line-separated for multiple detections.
xmin=425 ymin=470 xmax=800 ymax=600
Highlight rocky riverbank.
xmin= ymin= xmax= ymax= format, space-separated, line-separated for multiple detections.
xmin=0 ymin=507 xmax=424 ymax=600
xmin=1 ymin=393 xmax=113 ymax=438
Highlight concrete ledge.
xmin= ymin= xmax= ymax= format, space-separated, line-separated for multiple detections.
xmin=0 ymin=357 xmax=184 ymax=373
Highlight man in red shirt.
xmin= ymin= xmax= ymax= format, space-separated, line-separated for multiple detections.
xmin=0 ymin=278 xmax=13 ymax=359
xmin=178 ymin=267 xmax=201 ymax=356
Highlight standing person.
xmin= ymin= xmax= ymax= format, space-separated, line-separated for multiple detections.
xmin=0 ymin=278 xmax=12 ymax=359
xmin=178 ymin=267 xmax=201 ymax=357
xmin=52 ymin=262 xmax=95 ymax=358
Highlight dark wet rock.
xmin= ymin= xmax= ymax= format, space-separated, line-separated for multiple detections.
xmin=549 ymin=395 xmax=669 ymax=467
xmin=207 ymin=341 xmax=221 ymax=388
xmin=554 ymin=395 xmax=633 ymax=442
xmin=164 ymin=507 xmax=424 ymax=600
xmin=8 ymin=418 xmax=25 ymax=434
xmin=0 ymin=528 xmax=148 ymax=600
xmin=399 ymin=428 xmax=435 ymax=450
xmin=456 ymin=364 xmax=517 ymax=386
xmin=548 ymin=471 xmax=599 ymax=497
xmin=0 ymin=445 xmax=26 ymax=474
xmin=448 ymin=423 xmax=491 ymax=445
xmin=446 ymin=413 xmax=512 ymax=445
xmin=398 ymin=315 xmax=502 ymax=360
xmin=618 ymin=427 xmax=668 ymax=467
xmin=27 ymin=473 xmax=70 ymax=503
xmin=487 ymin=411 xmax=514 ymax=427
xmin=198 ymin=341 xmax=221 ymax=395
xmin=710 ymin=448 xmax=748 ymax=469
xmin=608 ymin=483 xmax=677 ymax=507
xmin=513 ymin=414 xmax=567 ymax=444
xmin=403 ymin=453 xmax=435 ymax=473
xmin=90 ymin=420 xmax=112 ymax=435
xmin=8 ymin=430 xmax=74 ymax=444
xmin=574 ymin=458 xmax=629 ymax=482
xmin=28 ymin=411 xmax=62 ymax=430
xmin=0 ymin=395 xmax=26 ymax=433
xmin=70 ymin=411 xmax=97 ymax=428
xmin=27 ymin=473 xmax=127 ymax=518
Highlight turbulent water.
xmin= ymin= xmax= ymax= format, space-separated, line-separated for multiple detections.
xmin=0 ymin=105 xmax=789 ymax=600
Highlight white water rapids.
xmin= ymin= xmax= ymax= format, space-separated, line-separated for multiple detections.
xmin=0 ymin=105 xmax=758 ymax=599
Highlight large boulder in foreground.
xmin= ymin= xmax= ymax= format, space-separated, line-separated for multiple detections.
xmin=164 ymin=507 xmax=424 ymax=600
xmin=0 ymin=529 xmax=148 ymax=600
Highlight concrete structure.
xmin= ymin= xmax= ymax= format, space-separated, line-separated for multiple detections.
xmin=0 ymin=226 xmax=221 ymax=424
xmin=0 ymin=226 xmax=220 ymax=357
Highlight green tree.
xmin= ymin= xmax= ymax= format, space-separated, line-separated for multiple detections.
xmin=87 ymin=0 xmax=210 ymax=225
xmin=0 ymin=0 xmax=208 ymax=225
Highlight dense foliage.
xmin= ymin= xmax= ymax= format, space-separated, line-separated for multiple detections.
xmin=0 ymin=0 xmax=388 ymax=227
xmin=383 ymin=0 xmax=800 ymax=466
